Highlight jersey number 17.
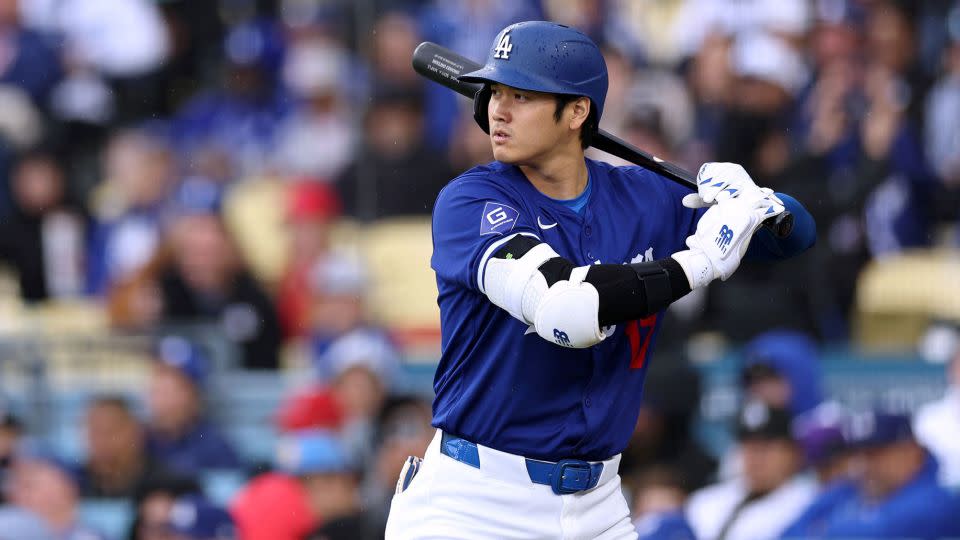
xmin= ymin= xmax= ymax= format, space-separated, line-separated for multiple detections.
xmin=624 ymin=314 xmax=657 ymax=370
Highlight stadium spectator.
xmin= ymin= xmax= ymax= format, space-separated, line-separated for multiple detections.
xmin=739 ymin=330 xmax=823 ymax=418
xmin=292 ymin=252 xmax=395 ymax=376
xmin=713 ymin=332 xmax=824 ymax=478
xmin=0 ymin=409 xmax=22 ymax=505
xmin=232 ymin=430 xmax=370 ymax=540
xmin=0 ymin=147 xmax=86 ymax=301
xmin=686 ymin=402 xmax=817 ymax=540
xmin=86 ymin=130 xmax=174 ymax=295
xmin=783 ymin=410 xmax=960 ymax=539
xmin=0 ymin=0 xmax=62 ymax=105
xmin=721 ymin=31 xmax=808 ymax=182
xmin=327 ymin=336 xmax=399 ymax=462
xmin=854 ymin=1 xmax=941 ymax=257
xmin=793 ymin=401 xmax=854 ymax=486
xmin=280 ymin=431 xmax=380 ymax=540
xmin=145 ymin=336 xmax=241 ymax=474
xmin=276 ymin=181 xmax=341 ymax=339
xmin=127 ymin=473 xmax=202 ymax=540
xmin=631 ymin=466 xmax=697 ymax=540
xmin=77 ymin=394 xmax=187 ymax=499
xmin=164 ymin=495 xmax=237 ymax=540
xmin=336 ymin=85 xmax=452 ymax=220
xmin=170 ymin=19 xmax=287 ymax=179
xmin=924 ymin=27 xmax=960 ymax=225
xmin=619 ymin=359 xmax=717 ymax=494
xmin=273 ymin=38 xmax=356 ymax=181
xmin=914 ymin=341 xmax=960 ymax=488
xmin=158 ymin=194 xmax=281 ymax=369
xmin=686 ymin=31 xmax=735 ymax=165
xmin=4 ymin=448 xmax=107 ymax=539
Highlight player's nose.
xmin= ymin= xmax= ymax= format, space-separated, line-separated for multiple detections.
xmin=489 ymin=95 xmax=510 ymax=123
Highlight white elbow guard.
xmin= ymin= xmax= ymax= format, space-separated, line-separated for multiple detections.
xmin=533 ymin=267 xmax=606 ymax=348
xmin=481 ymin=239 xmax=605 ymax=348
xmin=482 ymin=240 xmax=555 ymax=323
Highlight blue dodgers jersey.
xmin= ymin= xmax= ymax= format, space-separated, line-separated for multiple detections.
xmin=430 ymin=158 xmax=699 ymax=462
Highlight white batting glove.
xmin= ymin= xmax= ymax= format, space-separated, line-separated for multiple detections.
xmin=671 ymin=192 xmax=786 ymax=288
xmin=683 ymin=162 xmax=766 ymax=209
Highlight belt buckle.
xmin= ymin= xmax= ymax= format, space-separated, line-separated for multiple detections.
xmin=551 ymin=459 xmax=594 ymax=495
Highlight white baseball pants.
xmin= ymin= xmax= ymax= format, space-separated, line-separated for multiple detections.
xmin=385 ymin=430 xmax=637 ymax=539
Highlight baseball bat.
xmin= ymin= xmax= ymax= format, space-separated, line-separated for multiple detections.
xmin=411 ymin=41 xmax=791 ymax=230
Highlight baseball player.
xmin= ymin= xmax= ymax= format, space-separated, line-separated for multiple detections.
xmin=386 ymin=21 xmax=816 ymax=539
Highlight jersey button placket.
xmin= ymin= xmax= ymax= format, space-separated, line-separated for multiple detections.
xmin=581 ymin=214 xmax=596 ymax=262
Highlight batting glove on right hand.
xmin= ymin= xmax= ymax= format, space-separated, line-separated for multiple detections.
xmin=683 ymin=162 xmax=767 ymax=209
xmin=671 ymin=192 xmax=786 ymax=288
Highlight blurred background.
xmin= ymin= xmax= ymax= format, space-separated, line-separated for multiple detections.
xmin=0 ymin=0 xmax=958 ymax=539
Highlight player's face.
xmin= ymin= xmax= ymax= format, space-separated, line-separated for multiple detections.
xmin=487 ymin=84 xmax=568 ymax=164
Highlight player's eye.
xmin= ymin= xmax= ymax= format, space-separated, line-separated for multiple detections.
xmin=514 ymin=93 xmax=528 ymax=102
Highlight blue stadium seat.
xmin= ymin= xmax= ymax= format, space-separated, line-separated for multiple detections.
xmin=210 ymin=371 xmax=288 ymax=463
xmin=78 ymin=499 xmax=133 ymax=540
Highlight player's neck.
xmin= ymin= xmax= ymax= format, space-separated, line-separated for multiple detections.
xmin=518 ymin=147 xmax=588 ymax=200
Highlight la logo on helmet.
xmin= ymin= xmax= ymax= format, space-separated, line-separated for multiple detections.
xmin=493 ymin=31 xmax=513 ymax=59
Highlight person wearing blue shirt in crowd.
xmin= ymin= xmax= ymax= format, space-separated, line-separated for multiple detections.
xmin=5 ymin=446 xmax=108 ymax=540
xmin=783 ymin=410 xmax=960 ymax=539
xmin=145 ymin=336 xmax=241 ymax=474
xmin=0 ymin=0 xmax=62 ymax=105
xmin=741 ymin=330 xmax=823 ymax=418
xmin=170 ymin=19 xmax=288 ymax=177
xmin=386 ymin=21 xmax=815 ymax=539
xmin=165 ymin=495 xmax=237 ymax=540
xmin=631 ymin=466 xmax=697 ymax=540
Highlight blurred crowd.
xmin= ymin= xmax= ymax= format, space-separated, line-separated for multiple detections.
xmin=2 ymin=327 xmax=960 ymax=539
xmin=0 ymin=0 xmax=959 ymax=538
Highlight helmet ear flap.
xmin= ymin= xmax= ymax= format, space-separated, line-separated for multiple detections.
xmin=473 ymin=85 xmax=492 ymax=134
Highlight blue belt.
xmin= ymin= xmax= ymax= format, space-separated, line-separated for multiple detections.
xmin=439 ymin=432 xmax=604 ymax=495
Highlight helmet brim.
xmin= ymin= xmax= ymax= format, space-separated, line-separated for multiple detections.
xmin=459 ymin=65 xmax=582 ymax=99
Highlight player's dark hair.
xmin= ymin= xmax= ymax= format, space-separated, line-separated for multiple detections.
xmin=554 ymin=94 xmax=596 ymax=149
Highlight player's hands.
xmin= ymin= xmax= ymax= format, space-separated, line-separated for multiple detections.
xmin=683 ymin=162 xmax=766 ymax=209
xmin=672 ymin=191 xmax=786 ymax=288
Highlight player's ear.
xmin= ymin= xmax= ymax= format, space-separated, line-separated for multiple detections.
xmin=569 ymin=97 xmax=590 ymax=131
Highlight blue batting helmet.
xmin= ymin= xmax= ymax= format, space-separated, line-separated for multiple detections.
xmin=459 ymin=21 xmax=608 ymax=134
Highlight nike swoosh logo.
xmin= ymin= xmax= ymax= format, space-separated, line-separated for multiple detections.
xmin=537 ymin=216 xmax=557 ymax=229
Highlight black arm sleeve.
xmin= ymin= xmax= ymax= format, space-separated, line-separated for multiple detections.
xmin=492 ymin=236 xmax=692 ymax=327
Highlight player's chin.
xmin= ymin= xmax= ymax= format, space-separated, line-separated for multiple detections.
xmin=492 ymin=145 xmax=521 ymax=164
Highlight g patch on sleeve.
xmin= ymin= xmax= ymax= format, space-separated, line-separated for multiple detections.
xmin=480 ymin=201 xmax=520 ymax=236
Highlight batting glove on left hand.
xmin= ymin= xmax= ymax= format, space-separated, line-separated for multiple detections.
xmin=683 ymin=162 xmax=768 ymax=209
xmin=672 ymin=191 xmax=786 ymax=288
